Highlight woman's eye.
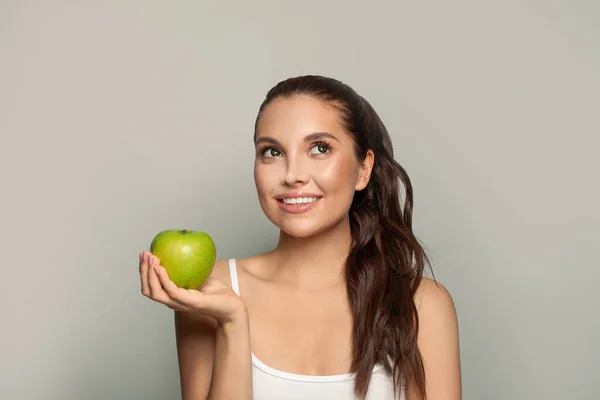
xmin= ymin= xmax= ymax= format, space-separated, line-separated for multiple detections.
xmin=262 ymin=147 xmax=281 ymax=158
xmin=310 ymin=143 xmax=330 ymax=155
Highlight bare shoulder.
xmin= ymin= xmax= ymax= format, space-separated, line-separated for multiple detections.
xmin=414 ymin=277 xmax=457 ymax=317
xmin=413 ymin=277 xmax=459 ymax=348
xmin=207 ymin=254 xmax=268 ymax=292
xmin=410 ymin=277 xmax=462 ymax=399
xmin=209 ymin=258 xmax=235 ymax=288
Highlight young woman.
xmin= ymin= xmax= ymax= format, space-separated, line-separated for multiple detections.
xmin=139 ymin=75 xmax=461 ymax=399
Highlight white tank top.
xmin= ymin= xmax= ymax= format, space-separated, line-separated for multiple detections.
xmin=227 ymin=259 xmax=405 ymax=400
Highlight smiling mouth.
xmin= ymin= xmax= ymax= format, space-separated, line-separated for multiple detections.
xmin=278 ymin=196 xmax=321 ymax=206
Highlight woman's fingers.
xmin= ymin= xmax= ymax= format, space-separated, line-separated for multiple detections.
xmin=139 ymin=251 xmax=150 ymax=297
xmin=147 ymin=255 xmax=169 ymax=302
xmin=155 ymin=265 xmax=195 ymax=306
xmin=140 ymin=250 xmax=187 ymax=310
xmin=140 ymin=251 xmax=227 ymax=315
xmin=147 ymin=254 xmax=187 ymax=310
xmin=147 ymin=254 xmax=160 ymax=295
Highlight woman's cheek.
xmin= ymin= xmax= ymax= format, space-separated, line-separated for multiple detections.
xmin=311 ymin=156 xmax=358 ymax=192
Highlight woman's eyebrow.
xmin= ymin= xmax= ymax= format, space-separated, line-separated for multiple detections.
xmin=304 ymin=131 xmax=340 ymax=143
xmin=255 ymin=136 xmax=279 ymax=146
xmin=255 ymin=131 xmax=340 ymax=146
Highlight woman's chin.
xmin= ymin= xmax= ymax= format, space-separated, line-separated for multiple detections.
xmin=262 ymin=205 xmax=351 ymax=240
xmin=278 ymin=221 xmax=328 ymax=239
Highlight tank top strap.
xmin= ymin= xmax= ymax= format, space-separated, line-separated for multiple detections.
xmin=228 ymin=258 xmax=241 ymax=295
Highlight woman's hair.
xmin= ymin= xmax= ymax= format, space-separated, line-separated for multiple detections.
xmin=253 ymin=75 xmax=432 ymax=399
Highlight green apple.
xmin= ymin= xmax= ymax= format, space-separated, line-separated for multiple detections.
xmin=149 ymin=229 xmax=216 ymax=289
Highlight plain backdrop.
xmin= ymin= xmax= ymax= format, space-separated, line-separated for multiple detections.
xmin=1 ymin=1 xmax=598 ymax=399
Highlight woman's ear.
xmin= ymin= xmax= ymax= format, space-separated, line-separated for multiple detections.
xmin=355 ymin=149 xmax=375 ymax=191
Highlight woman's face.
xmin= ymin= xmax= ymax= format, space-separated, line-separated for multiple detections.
xmin=253 ymin=94 xmax=373 ymax=238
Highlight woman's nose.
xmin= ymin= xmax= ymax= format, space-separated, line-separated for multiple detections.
xmin=282 ymin=157 xmax=309 ymax=187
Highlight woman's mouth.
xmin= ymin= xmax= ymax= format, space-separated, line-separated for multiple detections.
xmin=276 ymin=195 xmax=323 ymax=214
xmin=280 ymin=196 xmax=320 ymax=205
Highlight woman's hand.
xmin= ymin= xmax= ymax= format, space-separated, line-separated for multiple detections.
xmin=139 ymin=251 xmax=247 ymax=326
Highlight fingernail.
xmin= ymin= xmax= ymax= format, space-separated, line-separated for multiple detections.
xmin=154 ymin=266 xmax=159 ymax=275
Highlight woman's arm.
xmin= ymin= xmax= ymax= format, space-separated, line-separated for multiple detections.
xmin=174 ymin=311 xmax=216 ymax=400
xmin=138 ymin=252 xmax=253 ymax=400
xmin=175 ymin=310 xmax=253 ymax=400
xmin=208 ymin=313 xmax=253 ymax=400
xmin=407 ymin=278 xmax=462 ymax=400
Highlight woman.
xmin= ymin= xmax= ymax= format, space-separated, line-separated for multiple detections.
xmin=139 ymin=75 xmax=461 ymax=399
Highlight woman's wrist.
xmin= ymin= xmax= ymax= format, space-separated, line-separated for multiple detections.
xmin=219 ymin=305 xmax=250 ymax=333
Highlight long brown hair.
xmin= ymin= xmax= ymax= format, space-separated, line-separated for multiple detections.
xmin=254 ymin=75 xmax=432 ymax=399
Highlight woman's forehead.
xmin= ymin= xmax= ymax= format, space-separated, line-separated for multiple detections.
xmin=256 ymin=95 xmax=347 ymax=141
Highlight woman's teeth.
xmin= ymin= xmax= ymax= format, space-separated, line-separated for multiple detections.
xmin=282 ymin=197 xmax=319 ymax=205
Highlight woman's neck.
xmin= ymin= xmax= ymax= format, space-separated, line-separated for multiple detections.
xmin=266 ymin=216 xmax=352 ymax=289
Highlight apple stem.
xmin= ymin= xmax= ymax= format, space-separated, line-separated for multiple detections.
xmin=182 ymin=229 xmax=187 ymax=234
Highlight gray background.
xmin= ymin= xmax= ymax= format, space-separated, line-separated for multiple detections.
xmin=1 ymin=1 xmax=598 ymax=399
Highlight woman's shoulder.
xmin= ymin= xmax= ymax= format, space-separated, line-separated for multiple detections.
xmin=414 ymin=277 xmax=457 ymax=320
xmin=412 ymin=279 xmax=462 ymax=396
xmin=207 ymin=258 xmax=235 ymax=290
xmin=415 ymin=277 xmax=453 ymax=305
xmin=413 ymin=277 xmax=460 ymax=367
xmin=208 ymin=254 xmax=268 ymax=290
